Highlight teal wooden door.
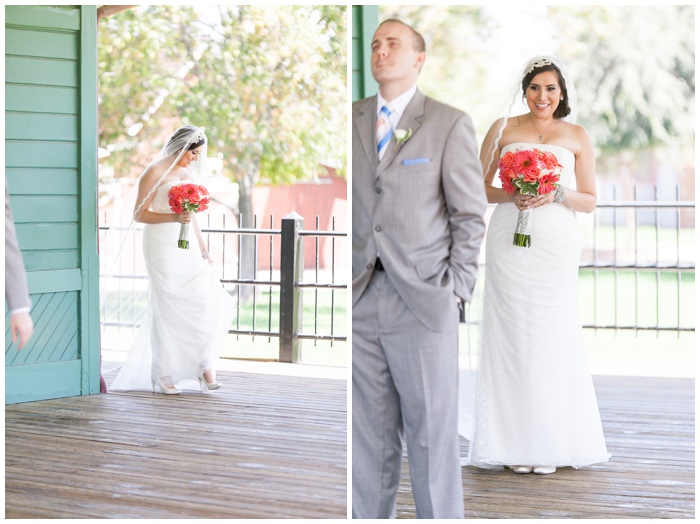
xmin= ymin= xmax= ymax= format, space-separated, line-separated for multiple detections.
xmin=5 ymin=5 xmax=100 ymax=404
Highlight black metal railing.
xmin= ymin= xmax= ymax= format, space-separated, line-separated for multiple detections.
xmin=99 ymin=212 xmax=347 ymax=362
xmin=578 ymin=184 xmax=694 ymax=334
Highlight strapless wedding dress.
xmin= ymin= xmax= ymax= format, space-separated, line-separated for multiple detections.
xmin=111 ymin=181 xmax=235 ymax=392
xmin=463 ymin=143 xmax=610 ymax=468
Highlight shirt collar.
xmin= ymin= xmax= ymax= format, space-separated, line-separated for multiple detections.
xmin=377 ymin=85 xmax=417 ymax=124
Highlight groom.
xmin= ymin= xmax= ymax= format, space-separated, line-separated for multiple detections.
xmin=352 ymin=19 xmax=486 ymax=518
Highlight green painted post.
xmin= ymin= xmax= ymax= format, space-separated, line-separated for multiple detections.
xmin=352 ymin=5 xmax=378 ymax=102
xmin=79 ymin=5 xmax=100 ymax=395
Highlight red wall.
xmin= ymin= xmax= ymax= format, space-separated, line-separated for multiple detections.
xmin=251 ymin=169 xmax=347 ymax=270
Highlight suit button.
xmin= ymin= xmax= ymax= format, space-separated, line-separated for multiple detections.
xmin=366 ymin=263 xmax=373 ymax=270
xmin=375 ymin=226 xmax=382 ymax=232
xmin=375 ymin=187 xmax=382 ymax=194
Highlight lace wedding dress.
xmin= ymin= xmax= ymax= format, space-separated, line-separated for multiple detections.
xmin=464 ymin=142 xmax=610 ymax=468
xmin=110 ymin=180 xmax=235 ymax=392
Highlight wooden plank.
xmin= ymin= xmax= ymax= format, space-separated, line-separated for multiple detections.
xmin=15 ymin=223 xmax=79 ymax=251
xmin=5 ymin=27 xmax=78 ymax=59
xmin=9 ymin=196 xmax=79 ymax=223
xmin=6 ymin=141 xmax=78 ymax=169
xmin=18 ymin=250 xmax=79 ymax=272
xmin=5 ymin=369 xmax=347 ymax=518
xmin=5 ymin=56 xmax=78 ymax=87
xmin=5 ymin=360 xmax=82 ymax=404
xmin=394 ymin=375 xmax=694 ymax=519
xmin=25 ymin=269 xmax=82 ymax=293
xmin=5 ymin=5 xmax=81 ymax=31
xmin=5 ymin=84 xmax=78 ymax=114
xmin=5 ymin=114 xmax=79 ymax=142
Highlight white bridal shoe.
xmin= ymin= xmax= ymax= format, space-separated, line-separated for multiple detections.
xmin=533 ymin=466 xmax=557 ymax=475
xmin=510 ymin=466 xmax=533 ymax=474
xmin=153 ymin=377 xmax=181 ymax=395
xmin=198 ymin=371 xmax=223 ymax=391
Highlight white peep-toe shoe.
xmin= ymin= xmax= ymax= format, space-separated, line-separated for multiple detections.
xmin=153 ymin=377 xmax=181 ymax=395
xmin=509 ymin=465 xmax=533 ymax=474
xmin=198 ymin=372 xmax=222 ymax=391
xmin=533 ymin=466 xmax=557 ymax=475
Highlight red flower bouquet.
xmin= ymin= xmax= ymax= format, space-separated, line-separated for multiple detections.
xmin=168 ymin=183 xmax=210 ymax=249
xmin=498 ymin=148 xmax=562 ymax=247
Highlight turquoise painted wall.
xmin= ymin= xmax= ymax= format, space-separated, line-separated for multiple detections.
xmin=5 ymin=5 xmax=100 ymax=403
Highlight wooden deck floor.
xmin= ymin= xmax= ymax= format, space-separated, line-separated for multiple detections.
xmin=397 ymin=375 xmax=695 ymax=519
xmin=5 ymin=365 xmax=347 ymax=519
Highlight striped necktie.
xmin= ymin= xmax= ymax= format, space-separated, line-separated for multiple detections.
xmin=376 ymin=105 xmax=393 ymax=161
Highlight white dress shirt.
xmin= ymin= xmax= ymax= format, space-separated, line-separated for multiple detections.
xmin=377 ymin=85 xmax=417 ymax=131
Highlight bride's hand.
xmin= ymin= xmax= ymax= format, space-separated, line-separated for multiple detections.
xmin=178 ymin=211 xmax=192 ymax=224
xmin=515 ymin=193 xmax=552 ymax=210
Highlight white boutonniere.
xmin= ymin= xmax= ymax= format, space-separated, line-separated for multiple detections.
xmin=394 ymin=128 xmax=413 ymax=151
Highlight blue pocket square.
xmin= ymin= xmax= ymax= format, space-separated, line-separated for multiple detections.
xmin=402 ymin=158 xmax=431 ymax=166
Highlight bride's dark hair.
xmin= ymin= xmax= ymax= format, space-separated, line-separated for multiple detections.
xmin=166 ymin=125 xmax=207 ymax=155
xmin=521 ymin=63 xmax=571 ymax=120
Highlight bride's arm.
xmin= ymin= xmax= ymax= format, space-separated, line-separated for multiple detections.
xmin=192 ymin=215 xmax=212 ymax=263
xmin=558 ymin=126 xmax=597 ymax=214
xmin=133 ymin=167 xmax=187 ymax=224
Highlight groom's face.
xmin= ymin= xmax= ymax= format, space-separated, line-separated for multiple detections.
xmin=370 ymin=22 xmax=425 ymax=88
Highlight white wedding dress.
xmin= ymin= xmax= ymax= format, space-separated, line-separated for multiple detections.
xmin=111 ymin=181 xmax=235 ymax=392
xmin=463 ymin=143 xmax=610 ymax=468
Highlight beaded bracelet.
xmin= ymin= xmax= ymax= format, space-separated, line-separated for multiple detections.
xmin=553 ymin=185 xmax=565 ymax=204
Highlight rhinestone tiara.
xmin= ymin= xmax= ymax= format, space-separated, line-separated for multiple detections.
xmin=524 ymin=57 xmax=554 ymax=76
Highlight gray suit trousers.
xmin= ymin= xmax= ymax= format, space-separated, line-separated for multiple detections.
xmin=352 ymin=270 xmax=464 ymax=519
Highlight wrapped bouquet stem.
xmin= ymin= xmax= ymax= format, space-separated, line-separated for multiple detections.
xmin=168 ymin=183 xmax=210 ymax=249
xmin=498 ymin=148 xmax=562 ymax=248
xmin=513 ymin=207 xmax=532 ymax=247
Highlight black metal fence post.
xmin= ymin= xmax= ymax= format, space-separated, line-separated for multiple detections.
xmin=279 ymin=212 xmax=304 ymax=362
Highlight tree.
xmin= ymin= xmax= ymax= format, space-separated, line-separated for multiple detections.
xmin=548 ymin=5 xmax=694 ymax=153
xmin=178 ymin=5 xmax=346 ymax=283
xmin=98 ymin=5 xmax=347 ymax=288
xmin=98 ymin=6 xmax=199 ymax=178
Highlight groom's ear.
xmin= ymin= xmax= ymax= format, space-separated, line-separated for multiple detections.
xmin=415 ymin=52 xmax=426 ymax=74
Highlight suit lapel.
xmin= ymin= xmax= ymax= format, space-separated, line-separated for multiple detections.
xmin=377 ymin=90 xmax=426 ymax=177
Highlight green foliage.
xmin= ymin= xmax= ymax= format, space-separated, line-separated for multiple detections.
xmin=98 ymin=6 xmax=199 ymax=177
xmin=548 ymin=5 xmax=695 ymax=152
xmin=97 ymin=5 xmax=347 ymax=187
xmin=378 ymin=5 xmax=694 ymax=158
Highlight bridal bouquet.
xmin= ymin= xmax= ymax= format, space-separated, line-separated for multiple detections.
xmin=168 ymin=183 xmax=210 ymax=249
xmin=498 ymin=148 xmax=562 ymax=247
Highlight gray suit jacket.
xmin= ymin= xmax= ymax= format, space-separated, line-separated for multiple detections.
xmin=5 ymin=183 xmax=31 ymax=311
xmin=352 ymin=90 xmax=487 ymax=332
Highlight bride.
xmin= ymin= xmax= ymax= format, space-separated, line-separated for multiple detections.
xmin=110 ymin=125 xmax=234 ymax=395
xmin=463 ymin=56 xmax=610 ymax=474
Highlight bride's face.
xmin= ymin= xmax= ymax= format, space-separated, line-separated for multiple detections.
xmin=178 ymin=146 xmax=203 ymax=168
xmin=525 ymin=71 xmax=561 ymax=118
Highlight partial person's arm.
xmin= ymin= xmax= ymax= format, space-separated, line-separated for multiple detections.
xmin=480 ymin=118 xmax=516 ymax=204
xmin=6 ymin=183 xmax=34 ymax=350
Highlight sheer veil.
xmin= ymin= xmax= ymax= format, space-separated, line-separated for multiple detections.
xmin=458 ymin=55 xmax=579 ymax=448
xmin=101 ymin=125 xmax=208 ymax=390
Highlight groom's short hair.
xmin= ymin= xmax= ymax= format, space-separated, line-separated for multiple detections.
xmin=378 ymin=19 xmax=426 ymax=53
